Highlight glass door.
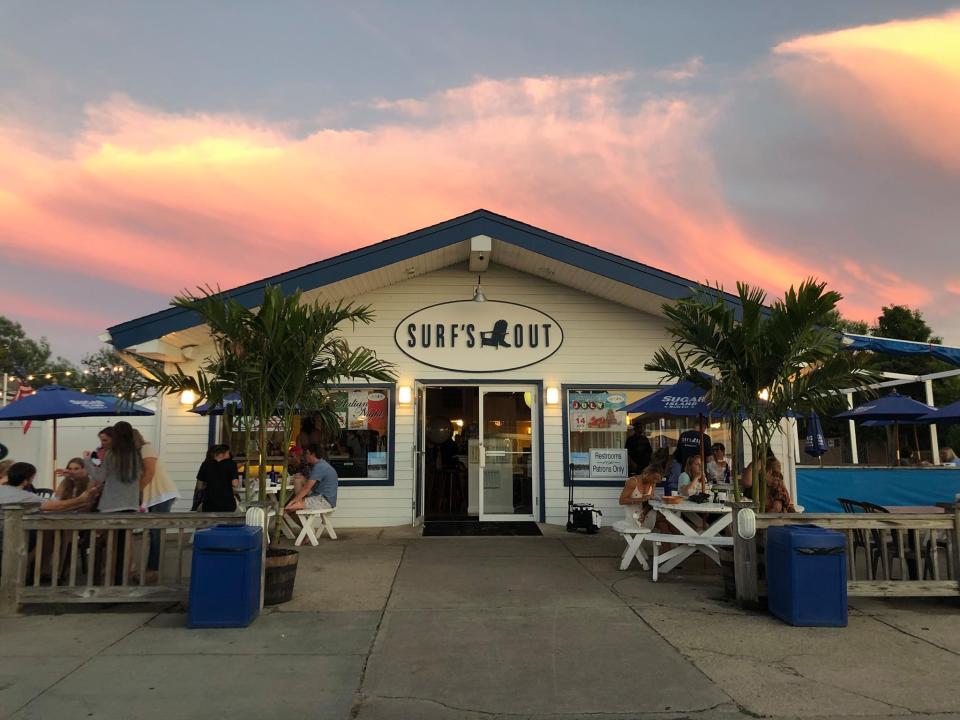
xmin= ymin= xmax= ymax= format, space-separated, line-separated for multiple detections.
xmin=412 ymin=384 xmax=426 ymax=525
xmin=479 ymin=387 xmax=537 ymax=521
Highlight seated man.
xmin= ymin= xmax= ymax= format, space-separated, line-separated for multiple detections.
xmin=285 ymin=444 xmax=338 ymax=512
xmin=1 ymin=462 xmax=98 ymax=511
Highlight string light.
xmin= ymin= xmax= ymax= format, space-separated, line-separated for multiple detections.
xmin=44 ymin=373 xmax=52 ymax=379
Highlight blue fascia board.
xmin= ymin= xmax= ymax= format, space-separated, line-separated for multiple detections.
xmin=108 ymin=209 xmax=740 ymax=349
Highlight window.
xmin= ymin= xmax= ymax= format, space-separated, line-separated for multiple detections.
xmin=322 ymin=388 xmax=391 ymax=479
xmin=220 ymin=387 xmax=392 ymax=482
xmin=566 ymin=387 xmax=732 ymax=481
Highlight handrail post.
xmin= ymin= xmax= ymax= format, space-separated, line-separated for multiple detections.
xmin=1 ymin=505 xmax=29 ymax=616
xmin=728 ymin=501 xmax=760 ymax=609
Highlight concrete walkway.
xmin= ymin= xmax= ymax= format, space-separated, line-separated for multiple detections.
xmin=2 ymin=525 xmax=959 ymax=719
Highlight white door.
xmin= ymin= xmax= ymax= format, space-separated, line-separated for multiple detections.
xmin=478 ymin=386 xmax=537 ymax=522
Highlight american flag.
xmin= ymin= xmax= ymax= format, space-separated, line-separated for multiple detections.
xmin=12 ymin=383 xmax=34 ymax=433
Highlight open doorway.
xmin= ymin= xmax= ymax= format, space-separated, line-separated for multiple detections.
xmin=424 ymin=386 xmax=478 ymax=520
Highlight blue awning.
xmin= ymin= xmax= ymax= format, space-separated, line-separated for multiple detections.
xmin=841 ymin=333 xmax=960 ymax=367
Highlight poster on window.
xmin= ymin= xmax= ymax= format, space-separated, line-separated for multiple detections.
xmin=345 ymin=390 xmax=388 ymax=434
xmin=333 ymin=392 xmax=348 ymax=429
xmin=568 ymin=392 xmax=628 ymax=432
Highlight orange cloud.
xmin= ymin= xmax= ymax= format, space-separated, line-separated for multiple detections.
xmin=0 ymin=73 xmax=940 ymax=340
xmin=774 ymin=10 xmax=960 ymax=171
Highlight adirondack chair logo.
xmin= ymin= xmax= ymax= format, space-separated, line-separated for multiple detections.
xmin=480 ymin=319 xmax=511 ymax=348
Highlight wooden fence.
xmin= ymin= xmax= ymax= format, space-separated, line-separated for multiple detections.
xmin=1 ymin=505 xmax=245 ymax=614
xmin=730 ymin=504 xmax=960 ymax=607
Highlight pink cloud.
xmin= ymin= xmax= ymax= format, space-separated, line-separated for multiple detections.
xmin=774 ymin=10 xmax=960 ymax=171
xmin=0 ymin=72 xmax=946 ymax=341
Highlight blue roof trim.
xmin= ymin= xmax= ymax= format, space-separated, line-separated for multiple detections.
xmin=108 ymin=209 xmax=737 ymax=349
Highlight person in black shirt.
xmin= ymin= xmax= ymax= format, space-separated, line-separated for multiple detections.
xmin=624 ymin=420 xmax=653 ymax=475
xmin=194 ymin=444 xmax=239 ymax=512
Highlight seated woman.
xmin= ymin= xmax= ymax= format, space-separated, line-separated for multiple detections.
xmin=764 ymin=457 xmax=796 ymax=513
xmin=55 ymin=458 xmax=91 ymax=500
xmin=940 ymin=447 xmax=960 ymax=467
xmin=678 ymin=455 xmax=707 ymax=497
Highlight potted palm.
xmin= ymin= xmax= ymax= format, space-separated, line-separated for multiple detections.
xmin=144 ymin=285 xmax=394 ymax=603
xmin=644 ymin=280 xmax=877 ymax=598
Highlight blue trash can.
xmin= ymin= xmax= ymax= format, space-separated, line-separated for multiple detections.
xmin=767 ymin=524 xmax=847 ymax=627
xmin=188 ymin=525 xmax=262 ymax=628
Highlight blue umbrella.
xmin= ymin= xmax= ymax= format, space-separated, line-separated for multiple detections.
xmin=919 ymin=399 xmax=960 ymax=424
xmin=621 ymin=379 xmax=713 ymax=416
xmin=835 ymin=391 xmax=936 ymax=463
xmin=0 ymin=385 xmax=153 ymax=486
xmin=622 ymin=379 xmax=721 ymax=466
xmin=835 ymin=391 xmax=935 ymax=422
xmin=804 ymin=411 xmax=828 ymax=465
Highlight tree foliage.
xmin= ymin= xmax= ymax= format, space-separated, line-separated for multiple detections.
xmin=139 ymin=285 xmax=396 ymax=538
xmin=646 ymin=279 xmax=879 ymax=509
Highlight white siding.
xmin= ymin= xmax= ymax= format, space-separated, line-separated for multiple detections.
xmin=153 ymin=263 xmax=679 ymax=526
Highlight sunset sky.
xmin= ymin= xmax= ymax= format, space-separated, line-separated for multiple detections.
xmin=1 ymin=1 xmax=959 ymax=360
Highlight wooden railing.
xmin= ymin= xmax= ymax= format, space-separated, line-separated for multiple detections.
xmin=0 ymin=505 xmax=244 ymax=614
xmin=730 ymin=504 xmax=960 ymax=606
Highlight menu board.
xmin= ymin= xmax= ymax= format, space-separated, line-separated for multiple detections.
xmin=569 ymin=392 xmax=628 ymax=432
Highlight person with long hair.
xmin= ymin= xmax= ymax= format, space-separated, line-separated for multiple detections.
xmin=764 ymin=456 xmax=796 ymax=513
xmin=55 ymin=458 xmax=92 ymax=500
xmin=84 ymin=421 xmax=142 ymax=583
xmin=135 ymin=429 xmax=180 ymax=579
xmin=678 ymin=455 xmax=707 ymax=497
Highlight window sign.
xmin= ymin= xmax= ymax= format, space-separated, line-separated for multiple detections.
xmin=569 ymin=391 xmax=628 ymax=432
xmin=589 ymin=449 xmax=628 ymax=477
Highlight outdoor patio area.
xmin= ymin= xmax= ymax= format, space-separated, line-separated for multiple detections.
xmin=2 ymin=526 xmax=960 ymax=720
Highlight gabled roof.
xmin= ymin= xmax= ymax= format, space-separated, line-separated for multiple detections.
xmin=107 ymin=209 xmax=737 ymax=350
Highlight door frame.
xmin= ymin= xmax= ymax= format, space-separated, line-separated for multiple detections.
xmin=412 ymin=384 xmax=426 ymax=526
xmin=478 ymin=384 xmax=539 ymax=522
xmin=413 ymin=379 xmax=544 ymax=522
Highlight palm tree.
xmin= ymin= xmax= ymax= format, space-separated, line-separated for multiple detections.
xmin=144 ymin=285 xmax=395 ymax=535
xmin=645 ymin=279 xmax=877 ymax=511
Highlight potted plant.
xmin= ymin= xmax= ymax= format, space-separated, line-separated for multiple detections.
xmin=645 ymin=279 xmax=878 ymax=597
xmin=144 ymin=285 xmax=394 ymax=604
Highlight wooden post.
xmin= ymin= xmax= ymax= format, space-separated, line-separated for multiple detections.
xmin=729 ymin=501 xmax=760 ymax=609
xmin=0 ymin=506 xmax=28 ymax=615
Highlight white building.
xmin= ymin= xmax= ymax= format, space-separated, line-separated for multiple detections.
xmin=104 ymin=210 xmax=776 ymax=526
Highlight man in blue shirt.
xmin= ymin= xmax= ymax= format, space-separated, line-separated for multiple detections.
xmin=285 ymin=443 xmax=338 ymax=511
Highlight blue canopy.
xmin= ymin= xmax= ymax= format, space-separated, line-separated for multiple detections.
xmin=0 ymin=385 xmax=154 ymax=421
xmin=921 ymin=398 xmax=960 ymax=424
xmin=804 ymin=411 xmax=828 ymax=458
xmin=834 ymin=391 xmax=936 ymax=422
xmin=841 ymin=333 xmax=960 ymax=367
xmin=621 ymin=379 xmax=713 ymax=417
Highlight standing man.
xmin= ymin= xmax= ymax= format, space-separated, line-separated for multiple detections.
xmin=625 ymin=419 xmax=653 ymax=475
xmin=285 ymin=443 xmax=338 ymax=511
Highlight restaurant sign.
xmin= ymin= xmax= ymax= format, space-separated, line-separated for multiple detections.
xmin=395 ymin=300 xmax=563 ymax=372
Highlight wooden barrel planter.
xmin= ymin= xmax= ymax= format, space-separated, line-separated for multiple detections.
xmin=264 ymin=547 xmax=299 ymax=605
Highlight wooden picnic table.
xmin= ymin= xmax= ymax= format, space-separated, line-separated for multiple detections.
xmin=614 ymin=499 xmax=733 ymax=581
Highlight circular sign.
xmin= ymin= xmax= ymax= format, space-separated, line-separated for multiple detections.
xmin=394 ymin=300 xmax=564 ymax=373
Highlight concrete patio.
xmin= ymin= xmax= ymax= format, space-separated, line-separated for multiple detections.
xmin=2 ymin=525 xmax=959 ymax=719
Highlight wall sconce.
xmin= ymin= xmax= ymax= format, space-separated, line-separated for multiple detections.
xmin=398 ymin=385 xmax=413 ymax=405
xmin=545 ymin=386 xmax=560 ymax=406
xmin=179 ymin=389 xmax=197 ymax=406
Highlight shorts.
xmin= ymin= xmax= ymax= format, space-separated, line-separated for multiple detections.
xmin=305 ymin=495 xmax=332 ymax=510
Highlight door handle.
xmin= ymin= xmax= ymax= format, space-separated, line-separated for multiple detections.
xmin=479 ymin=445 xmax=486 ymax=468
